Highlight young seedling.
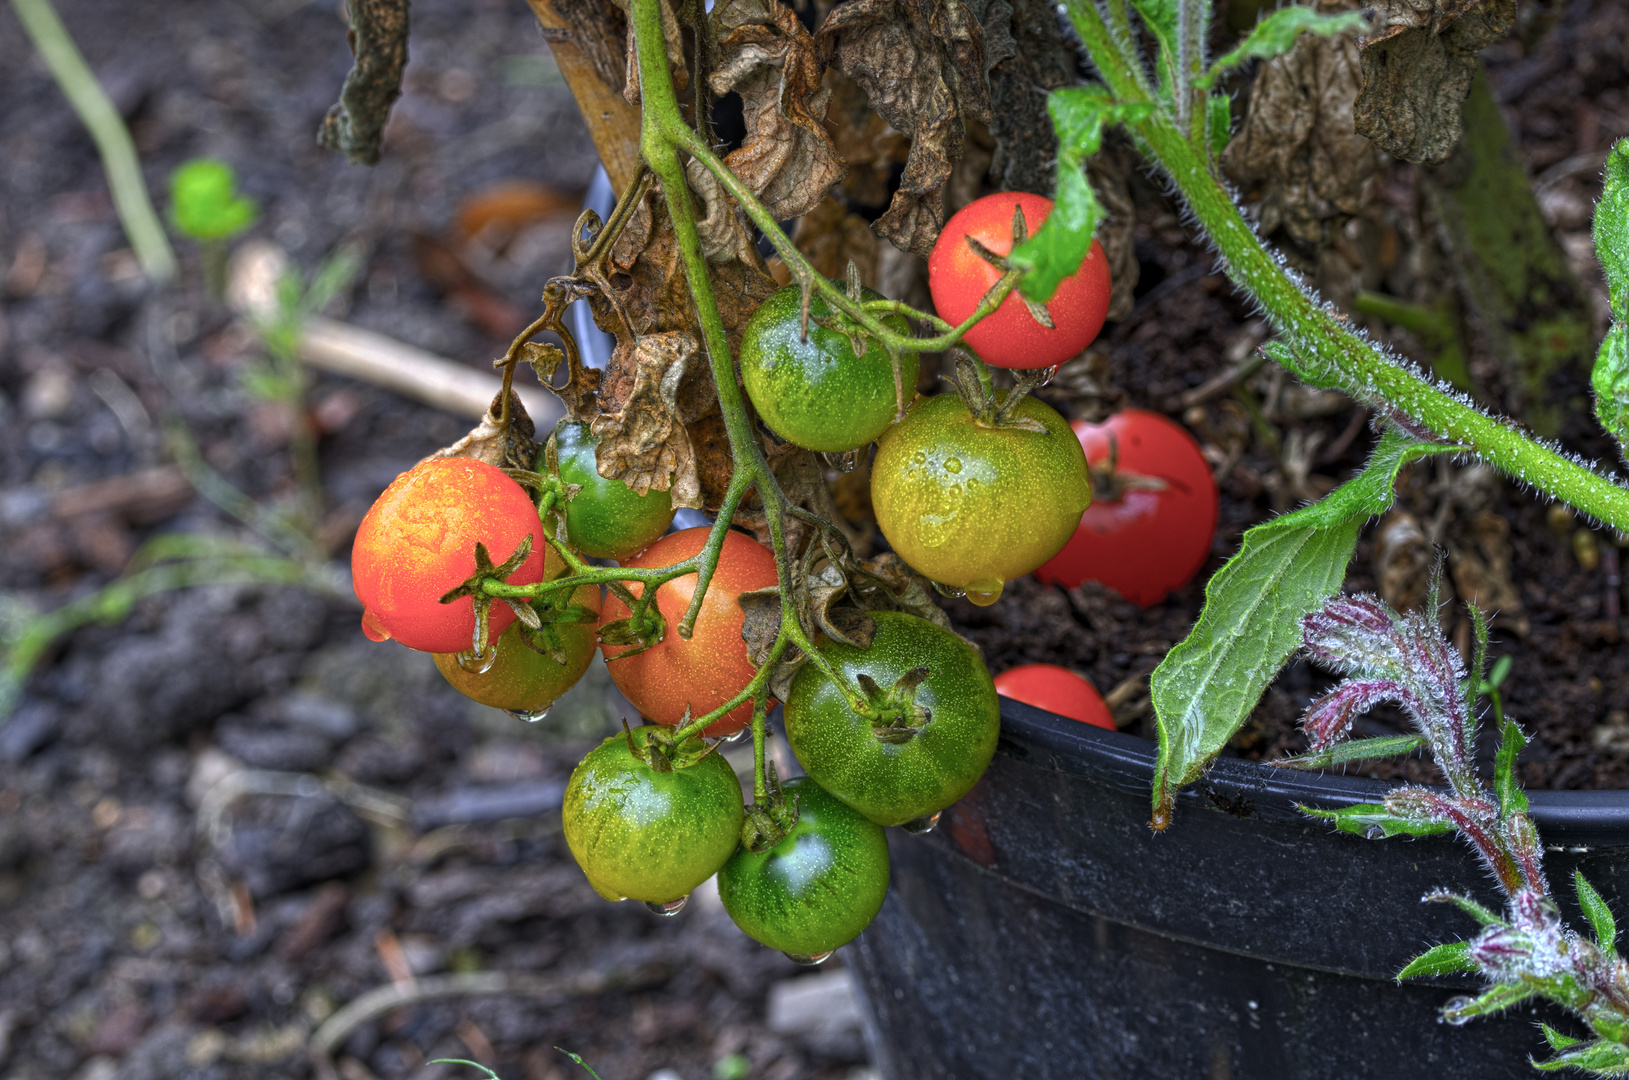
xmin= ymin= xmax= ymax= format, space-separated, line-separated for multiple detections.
xmin=168 ymin=158 xmax=260 ymax=296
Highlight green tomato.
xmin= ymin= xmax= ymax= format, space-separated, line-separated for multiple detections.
xmin=552 ymin=422 xmax=675 ymax=560
xmin=740 ymin=283 xmax=918 ymax=453
xmin=432 ymin=582 xmax=601 ymax=715
xmin=783 ymin=611 xmax=1000 ymax=827
xmin=563 ymin=726 xmax=745 ymax=904
xmin=717 ymin=777 xmax=890 ymax=957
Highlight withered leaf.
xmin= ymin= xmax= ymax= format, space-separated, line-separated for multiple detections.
xmin=738 ymin=585 xmax=808 ymax=699
xmin=686 ymin=157 xmax=761 ymax=267
xmin=589 ymin=332 xmax=705 ymax=507
xmin=710 ymin=2 xmax=845 ymax=220
xmin=614 ymin=0 xmax=688 ymax=104
xmin=433 ymin=389 xmax=540 ymax=470
xmin=823 ymin=69 xmax=911 ymax=212
xmin=817 ymin=0 xmax=992 ymax=256
xmin=1222 ymin=18 xmax=1381 ymax=246
xmin=524 ymin=340 xmax=602 ymax=424
xmin=1354 ymin=0 xmax=1518 ymax=165
xmin=847 ymin=550 xmax=954 ymax=633
xmin=791 ymin=197 xmax=879 ymax=284
xmin=806 ymin=561 xmax=876 ymax=648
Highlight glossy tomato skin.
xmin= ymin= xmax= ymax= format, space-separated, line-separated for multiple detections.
xmin=929 ymin=192 xmax=1111 ymax=370
xmin=1033 ymin=410 xmax=1218 ymax=606
xmin=563 ymin=725 xmax=745 ymax=904
xmin=352 ymin=457 xmax=555 ymax=653
xmin=599 ymin=528 xmax=778 ymax=736
xmin=871 ymin=392 xmax=1091 ymax=593
xmin=994 ymin=664 xmax=1114 ymax=730
xmin=784 ymin=611 xmax=1000 ymax=827
xmin=553 ymin=422 xmax=675 ymax=561
xmin=433 ymin=582 xmax=601 ymax=712
xmin=740 ymin=283 xmax=918 ymax=453
xmin=717 ymin=777 xmax=889 ymax=956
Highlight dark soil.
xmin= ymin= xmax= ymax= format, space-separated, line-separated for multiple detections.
xmin=0 ymin=0 xmax=1623 ymax=1078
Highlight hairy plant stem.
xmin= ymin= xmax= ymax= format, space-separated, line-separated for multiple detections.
xmin=1065 ymin=0 xmax=1629 ymax=531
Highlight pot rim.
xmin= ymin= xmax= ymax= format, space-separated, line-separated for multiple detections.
xmin=998 ymin=696 xmax=1629 ymax=847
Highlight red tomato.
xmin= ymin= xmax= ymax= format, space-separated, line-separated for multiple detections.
xmin=599 ymin=527 xmax=778 ymax=737
xmin=994 ymin=664 xmax=1115 ymax=730
xmin=352 ymin=457 xmax=555 ymax=653
xmin=1032 ymin=410 xmax=1218 ymax=607
xmin=928 ymin=192 xmax=1111 ymax=371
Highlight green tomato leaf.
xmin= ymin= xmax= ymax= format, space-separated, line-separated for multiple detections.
xmin=1396 ymin=941 xmax=1476 ymax=981
xmin=1596 ymin=138 xmax=1629 ymax=322
xmin=1199 ymin=7 xmax=1369 ymax=91
xmin=1275 ymin=733 xmax=1426 ymax=771
xmin=1010 ymin=87 xmax=1153 ymax=303
xmin=1576 ymin=870 xmax=1619 ymax=957
xmin=1129 ymin=0 xmax=1179 ymax=100
xmin=1302 ymin=801 xmax=1452 ymax=839
xmin=169 ymin=158 xmax=259 ymax=242
xmin=1150 ymin=427 xmax=1456 ymax=826
xmin=1492 ymin=716 xmax=1529 ymax=817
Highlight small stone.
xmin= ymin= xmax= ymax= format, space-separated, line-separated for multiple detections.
xmin=766 ymin=969 xmax=866 ymax=1061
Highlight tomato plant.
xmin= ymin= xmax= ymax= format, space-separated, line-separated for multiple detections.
xmin=871 ymin=390 xmax=1091 ymax=603
xmin=717 ymin=776 xmax=889 ymax=958
xmin=598 ymin=527 xmax=778 ymax=736
xmin=783 ymin=611 xmax=1000 ymax=827
xmin=552 ymin=421 xmax=675 ymax=560
xmin=929 ymin=192 xmax=1111 ymax=371
xmin=1033 ymin=410 xmax=1219 ymax=607
xmin=740 ymin=282 xmax=918 ymax=453
xmin=994 ymin=664 xmax=1114 ymax=730
xmin=563 ymin=725 xmax=745 ymax=904
xmin=433 ymin=582 xmax=601 ymax=715
xmin=352 ymin=457 xmax=555 ymax=653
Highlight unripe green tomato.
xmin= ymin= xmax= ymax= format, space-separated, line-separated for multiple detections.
xmin=718 ymin=777 xmax=890 ymax=956
xmin=432 ymin=582 xmax=601 ymax=713
xmin=553 ymin=422 xmax=675 ymax=560
xmin=563 ymin=726 xmax=745 ymax=904
xmin=740 ymin=283 xmax=918 ymax=453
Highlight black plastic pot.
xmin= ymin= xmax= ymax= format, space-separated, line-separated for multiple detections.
xmin=847 ymin=698 xmax=1629 ymax=1080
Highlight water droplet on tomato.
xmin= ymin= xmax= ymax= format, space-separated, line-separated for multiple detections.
xmin=943 ymin=457 xmax=962 ymax=474
xmin=948 ymin=484 xmax=962 ymax=497
xmin=785 ymin=950 xmax=834 ymax=966
xmin=913 ymin=451 xmax=927 ymax=464
xmin=456 ymin=646 xmax=498 ymax=674
xmin=965 ymin=579 xmax=1004 ymax=606
xmin=900 ymin=811 xmax=942 ymax=834
xmin=506 ymin=706 xmax=551 ymax=723
xmin=645 ymin=896 xmax=688 ymax=917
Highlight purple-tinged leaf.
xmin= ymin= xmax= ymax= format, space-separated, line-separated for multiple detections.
xmin=1300 ymin=679 xmax=1408 ymax=751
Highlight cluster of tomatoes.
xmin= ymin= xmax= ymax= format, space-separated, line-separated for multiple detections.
xmin=347 ymin=191 xmax=1219 ymax=960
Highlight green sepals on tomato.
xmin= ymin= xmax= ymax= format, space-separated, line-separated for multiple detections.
xmin=928 ymin=191 xmax=1111 ymax=371
xmin=994 ymin=663 xmax=1114 ymax=730
xmin=718 ymin=776 xmax=889 ymax=957
xmin=784 ymin=611 xmax=1000 ymax=827
xmin=433 ymin=582 xmax=601 ymax=714
xmin=551 ymin=422 xmax=675 ymax=560
xmin=870 ymin=391 xmax=1091 ymax=598
xmin=598 ymin=527 xmax=778 ymax=736
xmin=1032 ymin=410 xmax=1218 ymax=606
xmin=562 ymin=725 xmax=745 ymax=904
xmin=740 ymin=282 xmax=919 ymax=453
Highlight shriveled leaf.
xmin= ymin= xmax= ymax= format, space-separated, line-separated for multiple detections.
xmin=823 ymin=69 xmax=911 ymax=211
xmin=1353 ymin=0 xmax=1518 ymax=165
xmin=1200 ymin=6 xmax=1368 ymax=90
xmin=318 ymin=0 xmax=409 ymax=166
xmin=1576 ymin=870 xmax=1618 ymax=957
xmin=738 ymin=586 xmax=785 ymax=667
xmin=1396 ymin=940 xmax=1476 ymax=980
xmin=1302 ymin=801 xmax=1451 ymax=838
xmin=710 ymin=1 xmax=845 ymax=220
xmin=817 ymin=0 xmax=991 ymax=256
xmin=433 ymin=389 xmax=540 ymax=470
xmin=685 ymin=157 xmax=760 ymax=266
xmin=589 ymin=332 xmax=704 ymax=508
xmin=1009 ymin=86 xmax=1151 ymax=302
xmin=847 ymin=551 xmax=954 ymax=633
xmin=1150 ymin=427 xmax=1454 ymax=827
xmin=541 ymin=0 xmax=627 ymax=91
xmin=1276 ymin=733 xmax=1426 ymax=770
xmin=806 ymin=561 xmax=876 ymax=649
xmin=613 ymin=0 xmax=687 ymax=104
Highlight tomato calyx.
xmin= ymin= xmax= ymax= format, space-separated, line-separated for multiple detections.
xmin=597 ymin=599 xmax=667 ymax=660
xmin=620 ymin=718 xmax=715 ymax=775
xmin=513 ymin=588 xmax=600 ymax=665
xmin=946 ymin=354 xmax=1050 ymax=433
xmin=437 ymin=534 xmax=541 ymax=662
xmin=740 ymin=760 xmax=801 ymax=853
xmin=963 ymin=203 xmax=1055 ymax=333
xmin=1089 ymin=430 xmax=1170 ymax=503
xmin=855 ymin=666 xmax=933 ymax=744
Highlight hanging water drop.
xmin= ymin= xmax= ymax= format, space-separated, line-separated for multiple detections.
xmin=506 ymin=705 xmax=552 ymax=723
xmin=646 ymin=896 xmax=688 ymax=917
xmin=964 ymin=578 xmax=1004 ymax=607
xmin=785 ymin=950 xmax=834 ymax=966
xmin=901 ymin=811 xmax=942 ymax=834
xmin=456 ymin=646 xmax=498 ymax=674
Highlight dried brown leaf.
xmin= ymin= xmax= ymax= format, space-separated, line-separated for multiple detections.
xmin=613 ymin=0 xmax=688 ymax=104
xmin=792 ymin=197 xmax=879 ymax=283
xmin=824 ymin=69 xmax=910 ymax=212
xmin=589 ymin=332 xmax=704 ymax=507
xmin=1222 ymin=18 xmax=1381 ymax=246
xmin=738 ymin=585 xmax=786 ymax=666
xmin=1354 ymin=0 xmax=1518 ymax=165
xmin=710 ymin=2 xmax=845 ymax=219
xmin=686 ymin=157 xmax=761 ymax=267
xmin=433 ymin=390 xmax=540 ymax=469
xmin=817 ymin=0 xmax=991 ymax=256
xmin=847 ymin=550 xmax=953 ymax=632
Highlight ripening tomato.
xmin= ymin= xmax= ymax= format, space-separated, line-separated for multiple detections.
xmin=352 ymin=457 xmax=556 ymax=653
xmin=553 ymin=422 xmax=675 ymax=560
xmin=433 ymin=582 xmax=601 ymax=714
xmin=1033 ymin=409 xmax=1219 ymax=607
xmin=599 ymin=527 xmax=778 ymax=736
xmin=994 ymin=664 xmax=1114 ymax=730
xmin=929 ymin=191 xmax=1111 ymax=370
xmin=870 ymin=391 xmax=1091 ymax=602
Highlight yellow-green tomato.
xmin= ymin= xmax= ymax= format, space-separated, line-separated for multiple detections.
xmin=870 ymin=391 xmax=1090 ymax=602
xmin=563 ymin=726 xmax=746 ymax=904
xmin=740 ymin=283 xmax=918 ymax=453
xmin=717 ymin=777 xmax=889 ymax=957
xmin=432 ymin=583 xmax=601 ymax=714
xmin=553 ymin=422 xmax=674 ymax=560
